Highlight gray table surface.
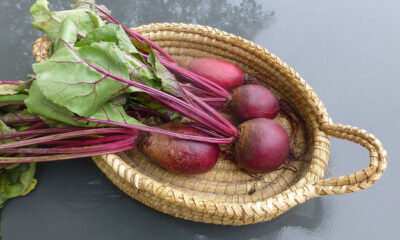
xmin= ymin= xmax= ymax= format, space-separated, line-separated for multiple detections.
xmin=1 ymin=0 xmax=399 ymax=239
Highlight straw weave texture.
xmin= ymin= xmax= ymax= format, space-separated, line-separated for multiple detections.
xmin=32 ymin=23 xmax=387 ymax=225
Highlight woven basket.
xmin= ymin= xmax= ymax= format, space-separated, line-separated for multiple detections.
xmin=32 ymin=23 xmax=387 ymax=225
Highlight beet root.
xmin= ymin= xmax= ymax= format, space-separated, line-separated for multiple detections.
xmin=139 ymin=123 xmax=220 ymax=174
xmin=235 ymin=118 xmax=289 ymax=173
xmin=182 ymin=58 xmax=244 ymax=91
xmin=230 ymin=84 xmax=279 ymax=121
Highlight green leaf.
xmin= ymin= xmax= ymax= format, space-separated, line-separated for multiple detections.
xmin=33 ymin=42 xmax=130 ymax=117
xmin=0 ymin=121 xmax=37 ymax=208
xmin=33 ymin=41 xmax=157 ymax=117
xmin=53 ymin=18 xmax=78 ymax=52
xmin=30 ymin=0 xmax=103 ymax=42
xmin=70 ymin=0 xmax=97 ymax=10
xmin=70 ymin=0 xmax=112 ymax=19
xmin=76 ymin=24 xmax=160 ymax=88
xmin=25 ymin=81 xmax=85 ymax=127
xmin=25 ymin=82 xmax=140 ymax=128
xmin=126 ymin=55 xmax=161 ymax=91
xmin=0 ymin=163 xmax=36 ymax=208
xmin=76 ymin=24 xmax=140 ymax=56
xmin=21 ymin=179 xmax=37 ymax=196
xmin=90 ymin=101 xmax=144 ymax=126
xmin=0 ymin=120 xmax=16 ymax=144
xmin=147 ymin=53 xmax=182 ymax=97
xmin=76 ymin=24 xmax=118 ymax=47
xmin=0 ymin=120 xmax=15 ymax=133
xmin=5 ymin=164 xmax=19 ymax=170
xmin=170 ymin=112 xmax=181 ymax=121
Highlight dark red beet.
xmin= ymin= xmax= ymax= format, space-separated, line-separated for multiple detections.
xmin=231 ymin=84 xmax=279 ymax=121
xmin=139 ymin=123 xmax=219 ymax=174
xmin=183 ymin=58 xmax=244 ymax=91
xmin=235 ymin=118 xmax=289 ymax=173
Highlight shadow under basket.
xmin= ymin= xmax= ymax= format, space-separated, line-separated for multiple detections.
xmin=32 ymin=23 xmax=387 ymax=226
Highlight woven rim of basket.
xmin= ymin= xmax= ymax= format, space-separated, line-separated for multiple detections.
xmin=32 ymin=23 xmax=387 ymax=225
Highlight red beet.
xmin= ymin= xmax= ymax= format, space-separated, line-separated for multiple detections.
xmin=235 ymin=118 xmax=289 ymax=173
xmin=230 ymin=84 xmax=279 ymax=121
xmin=182 ymin=58 xmax=244 ymax=91
xmin=139 ymin=123 xmax=220 ymax=174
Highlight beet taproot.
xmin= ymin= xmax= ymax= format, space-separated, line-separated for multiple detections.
xmin=235 ymin=118 xmax=289 ymax=173
xmin=230 ymin=84 xmax=279 ymax=121
xmin=139 ymin=123 xmax=220 ymax=174
xmin=182 ymin=58 xmax=244 ymax=91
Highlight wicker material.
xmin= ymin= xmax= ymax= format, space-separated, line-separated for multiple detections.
xmin=32 ymin=23 xmax=387 ymax=225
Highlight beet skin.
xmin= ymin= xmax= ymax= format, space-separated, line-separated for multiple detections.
xmin=184 ymin=58 xmax=244 ymax=91
xmin=231 ymin=84 xmax=279 ymax=121
xmin=235 ymin=118 xmax=289 ymax=173
xmin=139 ymin=123 xmax=219 ymax=174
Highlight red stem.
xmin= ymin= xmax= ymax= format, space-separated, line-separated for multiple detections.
xmin=0 ymin=102 xmax=25 ymax=107
xmin=37 ymin=140 xmax=84 ymax=146
xmin=0 ymin=81 xmax=20 ymax=85
xmin=184 ymin=123 xmax=225 ymax=138
xmin=0 ymin=145 xmax=135 ymax=163
xmin=77 ymin=117 xmax=234 ymax=144
xmin=23 ymin=122 xmax=47 ymax=131
xmin=205 ymin=101 xmax=226 ymax=108
xmin=0 ymin=127 xmax=85 ymax=140
xmin=145 ymin=53 xmax=231 ymax=98
xmin=183 ymin=85 xmax=219 ymax=97
xmin=58 ymin=135 xmax=131 ymax=148
xmin=2 ymin=118 xmax=42 ymax=125
xmin=198 ymin=97 xmax=226 ymax=102
xmin=36 ymin=137 xmax=126 ymax=146
xmin=147 ymin=93 xmax=231 ymax=136
xmin=185 ymin=91 xmax=237 ymax=136
xmin=0 ymin=128 xmax=137 ymax=149
xmin=175 ymin=77 xmax=199 ymax=109
xmin=0 ymin=136 xmax=137 ymax=154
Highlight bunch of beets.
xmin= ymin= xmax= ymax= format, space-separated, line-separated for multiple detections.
xmin=0 ymin=0 xmax=301 ymax=178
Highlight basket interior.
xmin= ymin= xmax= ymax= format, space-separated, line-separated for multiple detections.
xmin=107 ymin=24 xmax=331 ymax=204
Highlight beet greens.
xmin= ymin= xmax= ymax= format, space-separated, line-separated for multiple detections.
xmin=0 ymin=0 xmax=242 ymax=166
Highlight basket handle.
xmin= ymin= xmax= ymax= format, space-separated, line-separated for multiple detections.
xmin=310 ymin=123 xmax=387 ymax=196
